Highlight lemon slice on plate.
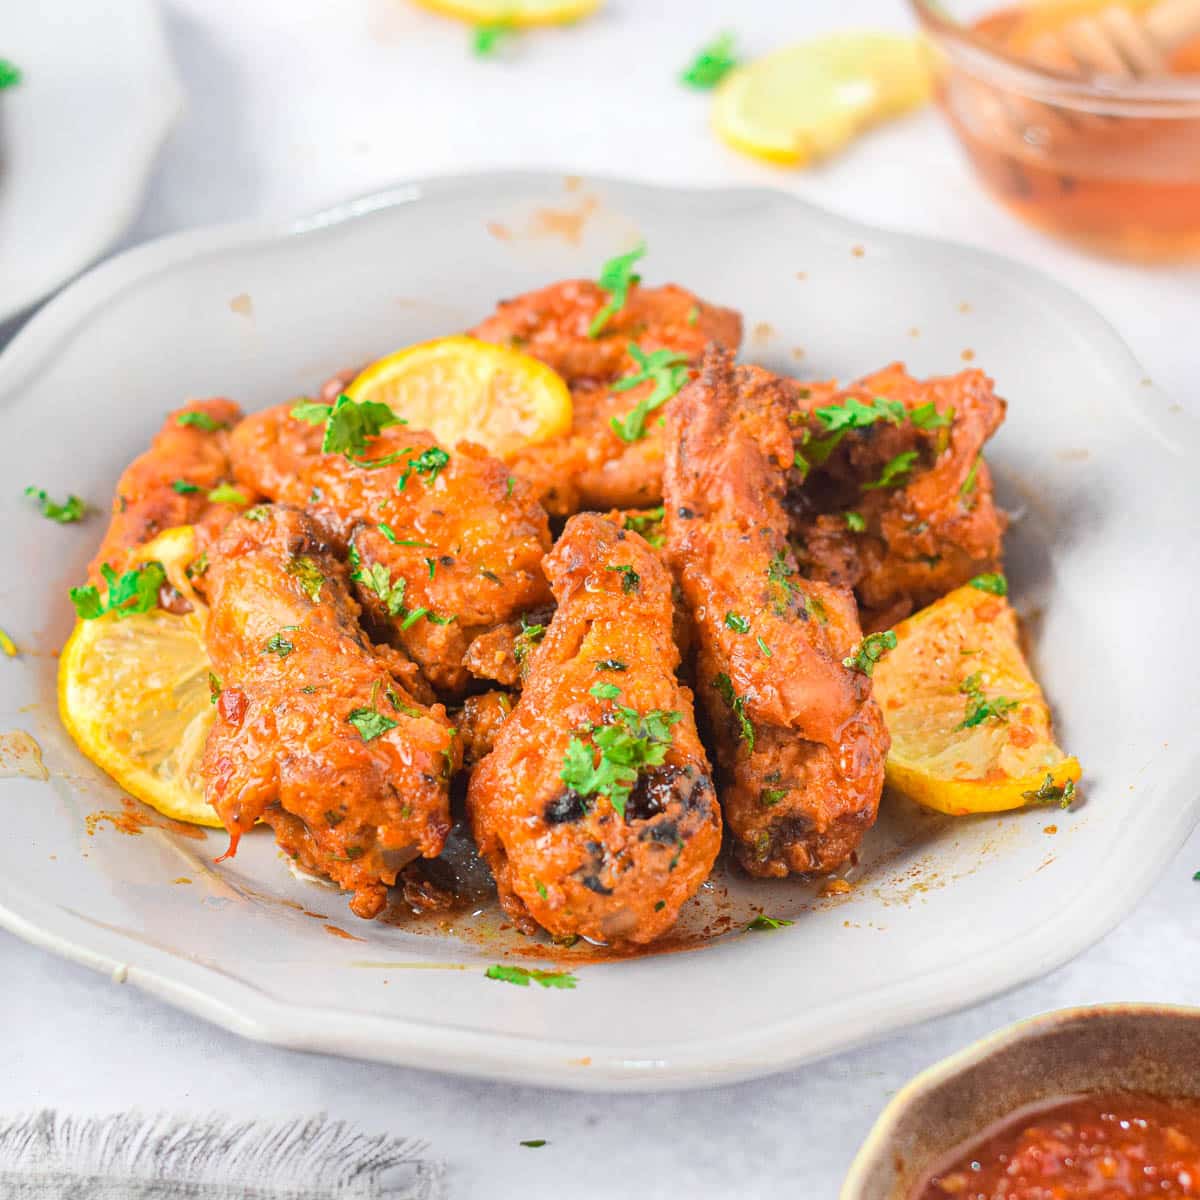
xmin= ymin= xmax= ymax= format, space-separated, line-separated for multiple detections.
xmin=413 ymin=0 xmax=603 ymax=26
xmin=872 ymin=580 xmax=1081 ymax=816
xmin=712 ymin=33 xmax=932 ymax=167
xmin=59 ymin=525 xmax=221 ymax=828
xmin=344 ymin=336 xmax=573 ymax=459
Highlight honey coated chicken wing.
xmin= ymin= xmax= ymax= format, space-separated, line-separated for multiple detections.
xmin=229 ymin=402 xmax=552 ymax=695
xmin=664 ymin=348 xmax=889 ymax=878
xmin=467 ymin=513 xmax=721 ymax=946
xmin=469 ymin=278 xmax=742 ymax=514
xmin=201 ymin=505 xmax=459 ymax=919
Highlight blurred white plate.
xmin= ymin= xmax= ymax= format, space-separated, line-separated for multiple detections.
xmin=0 ymin=0 xmax=182 ymax=323
xmin=0 ymin=173 xmax=1195 ymax=1092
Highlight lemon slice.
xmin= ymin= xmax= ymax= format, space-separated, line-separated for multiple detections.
xmin=413 ymin=0 xmax=603 ymax=27
xmin=712 ymin=33 xmax=932 ymax=167
xmin=59 ymin=526 xmax=221 ymax=828
xmin=872 ymin=581 xmax=1080 ymax=816
xmin=344 ymin=336 xmax=573 ymax=459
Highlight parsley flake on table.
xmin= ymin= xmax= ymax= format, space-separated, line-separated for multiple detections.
xmin=291 ymin=393 xmax=403 ymax=463
xmin=0 ymin=60 xmax=22 ymax=90
xmin=207 ymin=483 xmax=248 ymax=505
xmin=485 ymin=964 xmax=578 ymax=990
xmin=587 ymin=243 xmax=645 ymax=338
xmin=605 ymin=563 xmax=640 ymax=594
xmin=69 ymin=561 xmax=166 ymax=621
xmin=680 ymin=31 xmax=738 ymax=89
xmin=746 ymin=914 xmax=794 ymax=931
xmin=472 ymin=20 xmax=514 ymax=57
xmin=519 ymin=1139 xmax=548 ymax=1149
xmin=712 ymin=672 xmax=754 ymax=750
xmin=24 ymin=487 xmax=87 ymax=524
xmin=286 ymin=555 xmax=325 ymax=602
xmin=843 ymin=630 xmax=897 ymax=677
xmin=348 ymin=705 xmax=398 ymax=742
xmin=957 ymin=671 xmax=1018 ymax=729
xmin=610 ymin=344 xmax=690 ymax=443
xmin=559 ymin=703 xmax=681 ymax=818
xmin=397 ymin=446 xmax=451 ymax=491
xmin=176 ymin=411 xmax=227 ymax=432
xmin=969 ymin=572 xmax=1007 ymax=596
xmin=864 ymin=450 xmax=919 ymax=491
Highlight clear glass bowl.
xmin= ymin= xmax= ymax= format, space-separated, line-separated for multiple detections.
xmin=910 ymin=0 xmax=1200 ymax=262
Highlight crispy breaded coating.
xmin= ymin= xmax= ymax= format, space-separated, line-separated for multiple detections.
xmin=664 ymin=348 xmax=889 ymax=878
xmin=467 ymin=514 xmax=721 ymax=946
xmin=229 ymin=404 xmax=552 ymax=696
xmin=469 ymin=279 xmax=742 ymax=513
xmin=201 ymin=506 xmax=458 ymax=919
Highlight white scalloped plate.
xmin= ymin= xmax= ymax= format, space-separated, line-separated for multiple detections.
xmin=0 ymin=0 xmax=183 ymax=323
xmin=0 ymin=173 xmax=1195 ymax=1092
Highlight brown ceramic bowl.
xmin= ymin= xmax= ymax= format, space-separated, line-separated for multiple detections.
xmin=841 ymin=1004 xmax=1200 ymax=1200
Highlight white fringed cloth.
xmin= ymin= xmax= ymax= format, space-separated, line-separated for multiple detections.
xmin=0 ymin=1113 xmax=445 ymax=1199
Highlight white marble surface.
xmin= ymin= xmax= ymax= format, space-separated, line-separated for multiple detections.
xmin=2 ymin=1 xmax=1198 ymax=1195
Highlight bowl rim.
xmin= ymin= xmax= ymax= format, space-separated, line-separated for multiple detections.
xmin=840 ymin=1001 xmax=1200 ymax=1199
xmin=909 ymin=0 xmax=1200 ymax=110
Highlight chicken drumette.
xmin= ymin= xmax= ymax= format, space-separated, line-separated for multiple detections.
xmin=201 ymin=505 xmax=459 ymax=919
xmin=468 ymin=513 xmax=721 ymax=946
xmin=663 ymin=348 xmax=889 ymax=878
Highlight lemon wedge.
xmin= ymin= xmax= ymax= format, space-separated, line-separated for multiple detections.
xmin=413 ymin=0 xmax=603 ymax=26
xmin=712 ymin=33 xmax=932 ymax=167
xmin=344 ymin=336 xmax=573 ymax=459
xmin=872 ymin=581 xmax=1080 ymax=816
xmin=59 ymin=526 xmax=221 ymax=828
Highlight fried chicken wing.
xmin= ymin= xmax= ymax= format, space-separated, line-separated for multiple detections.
xmin=664 ymin=348 xmax=888 ymax=878
xmin=469 ymin=279 xmax=742 ymax=513
xmin=90 ymin=398 xmax=250 ymax=578
xmin=467 ymin=513 xmax=721 ymax=945
xmin=201 ymin=505 xmax=458 ymax=919
xmin=786 ymin=365 xmax=1008 ymax=631
xmin=229 ymin=404 xmax=552 ymax=695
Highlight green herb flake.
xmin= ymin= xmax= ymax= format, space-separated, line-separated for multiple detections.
xmin=622 ymin=505 xmax=666 ymax=547
xmin=712 ymin=672 xmax=754 ymax=750
xmin=816 ymin=395 xmax=906 ymax=433
xmin=595 ymin=658 xmax=628 ymax=672
xmin=397 ymin=446 xmax=451 ymax=491
xmin=291 ymin=393 xmax=404 ymax=463
xmin=208 ymin=483 xmax=248 ymax=505
xmin=171 ymin=479 xmax=201 ymax=495
xmin=513 ymin=617 xmax=547 ymax=670
xmin=519 ymin=1140 xmax=547 ymax=1149
xmin=760 ymin=787 xmax=788 ymax=807
xmin=534 ymin=879 xmax=548 ymax=900
xmin=24 ymin=487 xmax=87 ymax=524
xmin=843 ymin=630 xmax=897 ymax=677
xmin=686 ymin=304 xmax=700 ymax=326
xmin=286 ymin=556 xmax=325 ymax=602
xmin=506 ymin=476 xmax=516 ymax=498
xmin=969 ymin=572 xmax=1007 ymax=596
xmin=348 ymin=706 xmax=398 ymax=742
xmin=960 ymin=456 xmax=980 ymax=498
xmin=176 ymin=411 xmax=226 ymax=432
xmin=680 ymin=31 xmax=738 ymax=89
xmin=910 ymin=401 xmax=952 ymax=429
xmin=377 ymin=522 xmax=398 ymax=543
xmin=264 ymin=631 xmax=295 ymax=658
xmin=957 ymin=671 xmax=1019 ymax=730
xmin=587 ymin=243 xmax=646 ymax=339
xmin=724 ymin=612 xmax=750 ymax=634
xmin=756 ymin=635 xmax=772 ymax=658
xmin=0 ymin=60 xmax=22 ymax=90
xmin=746 ymin=914 xmax=794 ymax=931
xmin=863 ymin=450 xmax=919 ymax=491
xmin=610 ymin=344 xmax=690 ymax=443
xmin=69 ymin=561 xmax=166 ymax=622
xmin=472 ymin=20 xmax=514 ymax=57
xmin=208 ymin=672 xmax=222 ymax=704
xmin=590 ymin=682 xmax=621 ymax=701
xmin=485 ymin=964 xmax=577 ymax=990
xmin=1021 ymin=773 xmax=1077 ymax=810
xmin=845 ymin=511 xmax=866 ymax=533
xmin=605 ymin=563 xmax=640 ymax=594
xmin=427 ymin=611 xmax=456 ymax=625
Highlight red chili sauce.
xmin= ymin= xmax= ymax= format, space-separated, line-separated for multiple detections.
xmin=915 ymin=1093 xmax=1200 ymax=1199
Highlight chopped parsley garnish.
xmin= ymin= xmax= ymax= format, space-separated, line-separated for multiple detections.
xmin=588 ymin=243 xmax=645 ymax=338
xmin=264 ymin=631 xmax=296 ymax=658
xmin=70 ymin=561 xmax=166 ymax=621
xmin=843 ymin=630 xmax=897 ymax=677
xmin=610 ymin=344 xmax=690 ymax=443
xmin=207 ymin=483 xmax=248 ymax=505
xmin=864 ymin=450 xmax=919 ymax=491
xmin=348 ymin=706 xmax=398 ymax=742
xmin=0 ymin=627 xmax=17 ymax=657
xmin=246 ymin=506 xmax=267 ymax=522
xmin=397 ymin=446 xmax=451 ymax=491
xmin=766 ymin=549 xmax=801 ymax=616
xmin=186 ymin=552 xmax=209 ymax=580
xmin=845 ymin=511 xmax=866 ymax=533
xmin=505 ymin=476 xmax=516 ymax=498
xmin=400 ymin=607 xmax=428 ymax=630
xmin=0 ymin=60 xmax=22 ymax=90
xmin=427 ymin=611 xmax=456 ymax=625
xmin=485 ymin=964 xmax=577 ymax=990
xmin=756 ymin=636 xmax=772 ymax=658
xmin=760 ymin=787 xmax=788 ymax=807
xmin=910 ymin=401 xmax=952 ymax=429
xmin=208 ymin=672 xmax=222 ymax=704
xmin=712 ymin=672 xmax=754 ymax=750
xmin=680 ymin=31 xmax=738 ymax=88
xmin=590 ymin=681 xmax=621 ymax=701
xmin=1021 ymin=774 xmax=1077 ymax=809
xmin=513 ymin=617 xmax=547 ymax=670
xmin=519 ymin=1139 xmax=547 ymax=1149
xmin=724 ymin=612 xmax=750 ymax=634
xmin=377 ymin=522 xmax=398 ymax=543
xmin=686 ymin=304 xmax=700 ymax=326
xmin=286 ymin=555 xmax=325 ymax=602
xmin=559 ymin=703 xmax=681 ymax=818
xmin=24 ymin=487 xmax=86 ymax=524
xmin=969 ymin=572 xmax=1008 ymax=596
xmin=746 ymin=914 xmax=794 ymax=931
xmin=472 ymin=20 xmax=514 ymax=57
xmin=957 ymin=672 xmax=1018 ymax=729
xmin=816 ymin=395 xmax=906 ymax=432
xmin=176 ymin=411 xmax=226 ymax=432
xmin=960 ymin=457 xmax=980 ymax=497
xmin=605 ymin=563 xmax=640 ymax=594
xmin=595 ymin=658 xmax=627 ymax=672
xmin=622 ymin=506 xmax=665 ymax=547
xmin=171 ymin=479 xmax=201 ymax=494
xmin=291 ymin=393 xmax=403 ymax=463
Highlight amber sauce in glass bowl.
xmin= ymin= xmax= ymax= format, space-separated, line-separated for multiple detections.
xmin=915 ymin=0 xmax=1200 ymax=261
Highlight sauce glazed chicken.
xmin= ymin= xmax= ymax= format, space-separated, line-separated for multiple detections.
xmin=61 ymin=248 xmax=1061 ymax=950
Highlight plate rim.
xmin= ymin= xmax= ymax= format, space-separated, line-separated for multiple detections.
xmin=0 ymin=170 xmax=1195 ymax=1092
